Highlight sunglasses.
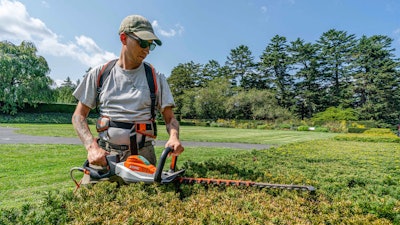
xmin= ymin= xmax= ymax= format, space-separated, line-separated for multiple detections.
xmin=125 ymin=33 xmax=156 ymax=51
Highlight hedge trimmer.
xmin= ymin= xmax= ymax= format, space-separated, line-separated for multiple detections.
xmin=70 ymin=147 xmax=315 ymax=193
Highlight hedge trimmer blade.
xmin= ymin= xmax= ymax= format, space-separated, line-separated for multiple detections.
xmin=177 ymin=177 xmax=316 ymax=192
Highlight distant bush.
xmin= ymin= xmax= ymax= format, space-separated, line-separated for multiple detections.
xmin=364 ymin=128 xmax=394 ymax=135
xmin=314 ymin=127 xmax=329 ymax=132
xmin=297 ymin=126 xmax=309 ymax=131
xmin=348 ymin=127 xmax=368 ymax=133
xmin=312 ymin=107 xmax=358 ymax=125
xmin=335 ymin=128 xmax=399 ymax=143
xmin=0 ymin=112 xmax=97 ymax=124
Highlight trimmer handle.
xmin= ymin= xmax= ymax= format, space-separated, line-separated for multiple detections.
xmin=83 ymin=155 xmax=118 ymax=179
xmin=154 ymin=147 xmax=177 ymax=182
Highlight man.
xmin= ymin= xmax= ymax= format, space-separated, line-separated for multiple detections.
xmin=72 ymin=15 xmax=184 ymax=184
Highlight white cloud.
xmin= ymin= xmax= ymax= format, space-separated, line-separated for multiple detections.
xmin=0 ymin=0 xmax=117 ymax=68
xmin=152 ymin=20 xmax=184 ymax=37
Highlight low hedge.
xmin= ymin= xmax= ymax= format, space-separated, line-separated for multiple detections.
xmin=335 ymin=128 xmax=399 ymax=143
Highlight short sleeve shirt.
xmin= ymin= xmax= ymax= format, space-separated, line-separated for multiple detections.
xmin=73 ymin=61 xmax=175 ymax=122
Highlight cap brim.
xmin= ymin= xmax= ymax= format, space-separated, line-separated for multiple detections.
xmin=134 ymin=31 xmax=162 ymax=46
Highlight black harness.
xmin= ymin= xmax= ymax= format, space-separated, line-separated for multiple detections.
xmin=96 ymin=59 xmax=158 ymax=155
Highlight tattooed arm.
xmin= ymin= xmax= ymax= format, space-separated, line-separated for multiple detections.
xmin=72 ymin=102 xmax=108 ymax=166
xmin=162 ymin=106 xmax=184 ymax=156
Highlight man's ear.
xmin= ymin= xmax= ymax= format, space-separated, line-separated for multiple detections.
xmin=120 ymin=33 xmax=127 ymax=44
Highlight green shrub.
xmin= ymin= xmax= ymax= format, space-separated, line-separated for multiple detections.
xmin=297 ymin=126 xmax=309 ymax=131
xmin=312 ymin=107 xmax=358 ymax=124
xmin=0 ymin=112 xmax=97 ymax=124
xmin=323 ymin=121 xmax=347 ymax=133
xmin=364 ymin=128 xmax=394 ymax=135
xmin=348 ymin=127 xmax=368 ymax=133
xmin=2 ymin=140 xmax=399 ymax=224
xmin=334 ymin=129 xmax=400 ymax=143
xmin=276 ymin=123 xmax=292 ymax=130
xmin=314 ymin=127 xmax=329 ymax=132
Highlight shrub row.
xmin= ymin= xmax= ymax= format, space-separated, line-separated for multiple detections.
xmin=334 ymin=128 xmax=400 ymax=143
xmin=2 ymin=142 xmax=398 ymax=224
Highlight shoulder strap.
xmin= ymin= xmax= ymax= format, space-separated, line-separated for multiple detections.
xmin=96 ymin=59 xmax=118 ymax=112
xmin=144 ymin=62 xmax=158 ymax=121
xmin=97 ymin=59 xmax=118 ymax=91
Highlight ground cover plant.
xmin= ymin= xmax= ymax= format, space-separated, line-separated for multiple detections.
xmin=1 ymin=137 xmax=399 ymax=224
xmin=0 ymin=144 xmax=246 ymax=209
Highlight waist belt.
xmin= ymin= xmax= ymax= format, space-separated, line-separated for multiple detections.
xmin=98 ymin=139 xmax=153 ymax=152
xmin=109 ymin=121 xmax=152 ymax=130
xmin=98 ymin=139 xmax=129 ymax=151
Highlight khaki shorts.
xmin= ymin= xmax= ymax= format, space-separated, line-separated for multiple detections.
xmin=81 ymin=142 xmax=156 ymax=185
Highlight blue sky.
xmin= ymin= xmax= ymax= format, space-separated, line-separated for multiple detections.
xmin=1 ymin=0 xmax=399 ymax=86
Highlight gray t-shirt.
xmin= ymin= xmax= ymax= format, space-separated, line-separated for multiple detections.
xmin=73 ymin=61 xmax=175 ymax=145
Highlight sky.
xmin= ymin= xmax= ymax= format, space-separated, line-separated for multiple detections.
xmin=1 ymin=0 xmax=400 ymax=86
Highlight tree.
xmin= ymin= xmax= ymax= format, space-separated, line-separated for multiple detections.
xmin=289 ymin=38 xmax=322 ymax=119
xmin=316 ymin=29 xmax=356 ymax=108
xmin=54 ymin=77 xmax=77 ymax=103
xmin=201 ymin=60 xmax=221 ymax=85
xmin=225 ymin=88 xmax=292 ymax=120
xmin=193 ymin=77 xmax=232 ymax=119
xmin=225 ymin=45 xmax=256 ymax=87
xmin=0 ymin=41 xmax=53 ymax=114
xmin=167 ymin=61 xmax=202 ymax=113
xmin=352 ymin=35 xmax=400 ymax=124
xmin=259 ymin=35 xmax=294 ymax=109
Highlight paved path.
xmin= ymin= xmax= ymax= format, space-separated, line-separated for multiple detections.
xmin=0 ymin=127 xmax=270 ymax=150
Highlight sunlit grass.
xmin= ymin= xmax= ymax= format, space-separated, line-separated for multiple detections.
xmin=1 ymin=123 xmax=337 ymax=145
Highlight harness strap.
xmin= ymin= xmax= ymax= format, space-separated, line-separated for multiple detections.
xmin=96 ymin=59 xmax=118 ymax=111
xmin=144 ymin=63 xmax=157 ymax=121
xmin=98 ymin=139 xmax=129 ymax=151
xmin=109 ymin=121 xmax=152 ymax=130
xmin=98 ymin=139 xmax=153 ymax=152
xmin=96 ymin=60 xmax=158 ymax=156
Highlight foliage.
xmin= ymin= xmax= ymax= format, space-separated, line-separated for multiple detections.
xmin=289 ymin=38 xmax=322 ymax=119
xmin=259 ymin=35 xmax=294 ymax=109
xmin=353 ymin=35 xmax=400 ymax=124
xmin=225 ymin=88 xmax=293 ymax=120
xmin=312 ymin=106 xmax=359 ymax=124
xmin=225 ymin=45 xmax=257 ymax=88
xmin=334 ymin=128 xmax=399 ymax=143
xmin=347 ymin=127 xmax=368 ymax=133
xmin=1 ymin=140 xmax=399 ymax=224
xmin=297 ymin=125 xmax=310 ymax=131
xmin=316 ymin=29 xmax=357 ymax=108
xmin=53 ymin=77 xmax=78 ymax=104
xmin=166 ymin=29 xmax=400 ymax=126
xmin=192 ymin=77 xmax=232 ymax=120
xmin=0 ymin=112 xmax=96 ymax=124
xmin=0 ymin=41 xmax=53 ymax=115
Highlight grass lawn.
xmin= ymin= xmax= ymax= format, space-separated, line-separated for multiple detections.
xmin=0 ymin=123 xmax=337 ymax=145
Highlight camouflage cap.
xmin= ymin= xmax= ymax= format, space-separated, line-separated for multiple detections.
xmin=118 ymin=15 xmax=162 ymax=46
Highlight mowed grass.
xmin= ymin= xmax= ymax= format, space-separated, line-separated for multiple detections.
xmin=1 ymin=123 xmax=337 ymax=145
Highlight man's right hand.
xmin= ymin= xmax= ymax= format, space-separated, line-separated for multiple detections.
xmin=87 ymin=138 xmax=109 ymax=166
xmin=72 ymin=102 xmax=110 ymax=166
